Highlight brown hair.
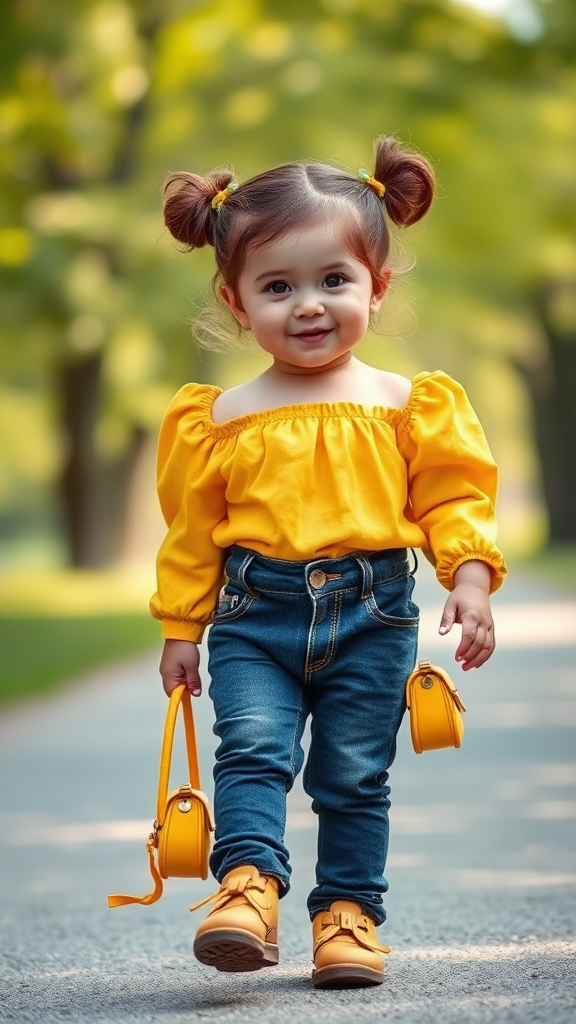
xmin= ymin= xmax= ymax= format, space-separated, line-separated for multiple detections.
xmin=162 ymin=136 xmax=435 ymax=341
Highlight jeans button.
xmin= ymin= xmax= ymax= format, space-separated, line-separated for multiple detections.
xmin=309 ymin=569 xmax=327 ymax=589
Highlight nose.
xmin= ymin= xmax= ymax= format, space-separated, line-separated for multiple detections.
xmin=294 ymin=290 xmax=325 ymax=318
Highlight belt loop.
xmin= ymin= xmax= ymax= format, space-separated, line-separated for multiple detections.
xmin=356 ymin=555 xmax=373 ymax=600
xmin=236 ymin=550 xmax=257 ymax=596
xmin=409 ymin=548 xmax=419 ymax=576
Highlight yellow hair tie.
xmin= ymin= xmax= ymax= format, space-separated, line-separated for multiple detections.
xmin=211 ymin=181 xmax=238 ymax=211
xmin=358 ymin=168 xmax=386 ymax=198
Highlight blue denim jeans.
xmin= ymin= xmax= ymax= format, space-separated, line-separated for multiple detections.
xmin=207 ymin=545 xmax=419 ymax=926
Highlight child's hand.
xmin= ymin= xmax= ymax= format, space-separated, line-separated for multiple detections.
xmin=438 ymin=560 xmax=495 ymax=671
xmin=159 ymin=639 xmax=202 ymax=697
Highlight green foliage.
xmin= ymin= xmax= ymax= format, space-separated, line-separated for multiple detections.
xmin=1 ymin=0 xmax=575 ymax=556
xmin=0 ymin=612 xmax=160 ymax=704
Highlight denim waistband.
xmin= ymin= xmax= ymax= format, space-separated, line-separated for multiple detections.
xmin=225 ymin=545 xmax=416 ymax=599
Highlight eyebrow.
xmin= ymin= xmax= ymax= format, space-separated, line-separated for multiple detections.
xmin=255 ymin=261 xmax=356 ymax=283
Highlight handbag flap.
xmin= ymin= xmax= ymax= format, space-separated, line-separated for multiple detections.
xmin=164 ymin=784 xmax=215 ymax=832
xmin=406 ymin=660 xmax=467 ymax=713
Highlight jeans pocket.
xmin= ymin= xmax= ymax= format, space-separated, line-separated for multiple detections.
xmin=212 ymin=582 xmax=255 ymax=624
xmin=364 ymin=574 xmax=419 ymax=627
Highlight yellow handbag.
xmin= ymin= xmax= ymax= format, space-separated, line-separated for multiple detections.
xmin=405 ymin=660 xmax=467 ymax=754
xmin=108 ymin=684 xmax=214 ymax=908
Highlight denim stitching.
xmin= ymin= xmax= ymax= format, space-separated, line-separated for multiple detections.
xmin=371 ymin=569 xmax=409 ymax=587
xmin=365 ymin=596 xmax=419 ymax=627
xmin=356 ymin=555 xmax=373 ymax=600
xmin=307 ymin=590 xmax=342 ymax=674
xmin=211 ymin=595 xmax=256 ymax=624
xmin=254 ymin=583 xmax=359 ymax=597
xmin=246 ymin=586 xmax=305 ymax=596
xmin=236 ymin=550 xmax=258 ymax=597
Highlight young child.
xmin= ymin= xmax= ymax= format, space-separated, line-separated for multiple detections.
xmin=151 ymin=136 xmax=506 ymax=989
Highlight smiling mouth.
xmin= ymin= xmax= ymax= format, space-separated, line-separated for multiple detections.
xmin=292 ymin=328 xmax=331 ymax=342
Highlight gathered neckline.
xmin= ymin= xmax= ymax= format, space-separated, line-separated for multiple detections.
xmin=199 ymin=372 xmax=431 ymax=439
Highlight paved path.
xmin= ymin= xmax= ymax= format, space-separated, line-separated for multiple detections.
xmin=1 ymin=562 xmax=575 ymax=1023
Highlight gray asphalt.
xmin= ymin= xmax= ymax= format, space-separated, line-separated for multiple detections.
xmin=1 ymin=562 xmax=575 ymax=1023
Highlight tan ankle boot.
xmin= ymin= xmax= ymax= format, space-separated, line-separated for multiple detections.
xmin=192 ymin=865 xmax=279 ymax=972
xmin=312 ymin=900 xmax=390 ymax=988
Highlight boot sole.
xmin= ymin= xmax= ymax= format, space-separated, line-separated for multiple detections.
xmin=312 ymin=963 xmax=384 ymax=988
xmin=194 ymin=928 xmax=279 ymax=973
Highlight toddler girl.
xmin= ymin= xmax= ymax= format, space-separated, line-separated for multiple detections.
xmin=151 ymin=136 xmax=506 ymax=988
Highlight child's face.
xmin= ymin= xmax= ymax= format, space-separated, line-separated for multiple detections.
xmin=220 ymin=223 xmax=387 ymax=373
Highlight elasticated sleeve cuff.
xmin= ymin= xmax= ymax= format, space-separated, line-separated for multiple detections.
xmin=160 ymin=619 xmax=207 ymax=643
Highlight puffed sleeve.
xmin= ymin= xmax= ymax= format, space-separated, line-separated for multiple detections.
xmin=398 ymin=371 xmax=507 ymax=593
xmin=149 ymin=384 xmax=228 ymax=642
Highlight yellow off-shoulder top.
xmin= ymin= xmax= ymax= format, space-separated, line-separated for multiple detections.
xmin=150 ymin=370 xmax=506 ymax=642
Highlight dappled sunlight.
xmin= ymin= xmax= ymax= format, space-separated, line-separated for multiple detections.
xmin=0 ymin=566 xmax=156 ymax=617
xmin=1 ymin=0 xmax=575 ymax=598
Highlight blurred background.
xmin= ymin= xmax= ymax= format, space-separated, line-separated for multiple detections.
xmin=1 ymin=0 xmax=575 ymax=702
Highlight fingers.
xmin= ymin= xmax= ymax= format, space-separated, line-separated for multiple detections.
xmin=455 ymin=611 xmax=495 ymax=670
xmin=160 ymin=640 xmax=202 ymax=697
xmin=438 ymin=602 xmax=456 ymax=636
xmin=186 ymin=667 xmax=202 ymax=698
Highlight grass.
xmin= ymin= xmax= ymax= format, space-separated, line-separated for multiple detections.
xmin=0 ymin=614 xmax=161 ymax=705
xmin=0 ymin=567 xmax=161 ymax=706
xmin=1 ymin=545 xmax=574 ymax=708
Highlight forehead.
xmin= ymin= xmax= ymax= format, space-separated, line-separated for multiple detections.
xmin=241 ymin=222 xmax=361 ymax=277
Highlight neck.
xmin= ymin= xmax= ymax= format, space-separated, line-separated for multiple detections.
xmin=268 ymin=352 xmax=355 ymax=378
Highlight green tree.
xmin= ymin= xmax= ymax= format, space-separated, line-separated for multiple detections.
xmin=1 ymin=0 xmax=574 ymax=565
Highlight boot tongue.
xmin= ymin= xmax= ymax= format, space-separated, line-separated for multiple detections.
xmin=330 ymin=900 xmax=363 ymax=916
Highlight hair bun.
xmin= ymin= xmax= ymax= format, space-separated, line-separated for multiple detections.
xmin=162 ymin=168 xmax=236 ymax=249
xmin=373 ymin=136 xmax=435 ymax=227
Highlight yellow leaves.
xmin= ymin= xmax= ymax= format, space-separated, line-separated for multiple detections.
xmin=0 ymin=98 xmax=26 ymax=141
xmin=0 ymin=228 xmax=34 ymax=266
xmin=535 ymin=96 xmax=576 ymax=140
xmin=103 ymin=320 xmax=171 ymax=433
xmin=539 ymin=239 xmax=576 ymax=282
xmin=64 ymin=250 xmax=125 ymax=321
xmin=90 ymin=2 xmax=136 ymax=54
xmin=154 ymin=102 xmax=200 ymax=150
xmin=417 ymin=112 xmax=471 ymax=156
xmin=110 ymin=65 xmax=149 ymax=106
xmin=157 ymin=1 xmax=260 ymax=90
xmin=25 ymin=191 xmax=140 ymax=247
xmin=105 ymin=320 xmax=161 ymax=389
xmin=27 ymin=193 xmax=93 ymax=234
xmin=245 ymin=22 xmax=293 ymax=60
xmin=224 ymin=88 xmax=271 ymax=128
xmin=312 ymin=20 xmax=350 ymax=53
xmin=191 ymin=17 xmax=231 ymax=54
xmin=0 ymin=390 xmax=62 ymax=501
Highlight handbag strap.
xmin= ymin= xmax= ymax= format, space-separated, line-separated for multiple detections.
xmin=157 ymin=684 xmax=201 ymax=826
xmin=108 ymin=685 xmax=203 ymax=909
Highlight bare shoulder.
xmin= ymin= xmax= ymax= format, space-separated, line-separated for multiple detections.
xmin=210 ymin=380 xmax=262 ymax=424
xmin=366 ymin=367 xmax=413 ymax=410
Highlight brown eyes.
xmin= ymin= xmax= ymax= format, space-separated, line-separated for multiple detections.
xmin=264 ymin=274 xmax=346 ymax=294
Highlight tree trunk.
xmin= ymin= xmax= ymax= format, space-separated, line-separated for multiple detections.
xmin=58 ymin=354 xmax=147 ymax=567
xmin=514 ymin=283 xmax=576 ymax=542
